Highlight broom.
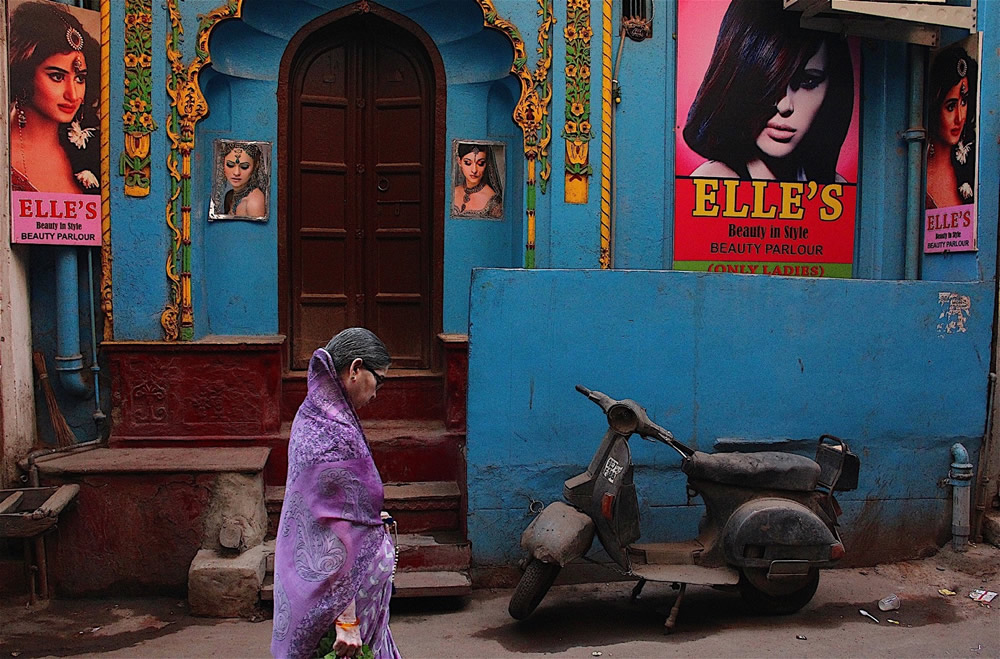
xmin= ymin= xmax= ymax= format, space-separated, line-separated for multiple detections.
xmin=32 ymin=351 xmax=77 ymax=447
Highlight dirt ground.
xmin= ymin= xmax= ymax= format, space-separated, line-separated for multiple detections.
xmin=1 ymin=545 xmax=998 ymax=658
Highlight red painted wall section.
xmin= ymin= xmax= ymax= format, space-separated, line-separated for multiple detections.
xmin=44 ymin=472 xmax=215 ymax=595
xmin=35 ymin=447 xmax=269 ymax=596
xmin=105 ymin=339 xmax=283 ymax=439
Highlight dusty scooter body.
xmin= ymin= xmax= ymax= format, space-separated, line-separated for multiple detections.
xmin=509 ymin=385 xmax=859 ymax=631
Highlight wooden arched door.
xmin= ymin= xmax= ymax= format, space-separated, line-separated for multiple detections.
xmin=284 ymin=12 xmax=438 ymax=371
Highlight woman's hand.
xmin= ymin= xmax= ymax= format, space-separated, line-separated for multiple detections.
xmin=333 ymin=620 xmax=362 ymax=657
xmin=333 ymin=599 xmax=361 ymax=657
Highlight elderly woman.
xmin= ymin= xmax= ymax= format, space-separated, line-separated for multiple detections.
xmin=271 ymin=328 xmax=399 ymax=659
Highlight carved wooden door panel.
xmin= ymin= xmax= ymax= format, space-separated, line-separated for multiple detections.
xmin=289 ymin=16 xmax=434 ymax=371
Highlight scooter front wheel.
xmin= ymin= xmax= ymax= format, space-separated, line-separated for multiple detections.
xmin=738 ymin=567 xmax=819 ymax=615
xmin=508 ymin=558 xmax=561 ymax=620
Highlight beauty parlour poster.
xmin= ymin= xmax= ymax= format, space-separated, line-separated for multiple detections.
xmin=923 ymin=33 xmax=981 ymax=254
xmin=8 ymin=0 xmax=102 ymax=247
xmin=674 ymin=0 xmax=860 ymax=278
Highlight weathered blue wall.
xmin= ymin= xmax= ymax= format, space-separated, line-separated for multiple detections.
xmin=107 ymin=0 xmax=527 ymax=339
xmin=466 ymin=269 xmax=993 ymax=565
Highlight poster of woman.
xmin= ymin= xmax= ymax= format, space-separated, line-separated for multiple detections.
xmin=451 ymin=140 xmax=504 ymax=220
xmin=209 ymin=140 xmax=271 ymax=221
xmin=8 ymin=0 xmax=102 ymax=246
xmin=673 ymin=0 xmax=861 ymax=278
xmin=923 ymin=35 xmax=980 ymax=254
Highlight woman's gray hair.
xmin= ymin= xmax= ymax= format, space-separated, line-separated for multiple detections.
xmin=324 ymin=327 xmax=391 ymax=373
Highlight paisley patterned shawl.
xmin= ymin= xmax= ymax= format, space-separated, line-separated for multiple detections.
xmin=271 ymin=349 xmax=386 ymax=659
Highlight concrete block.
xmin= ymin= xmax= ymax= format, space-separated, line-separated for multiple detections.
xmin=188 ymin=545 xmax=267 ymax=618
xmin=983 ymin=511 xmax=1000 ymax=547
xmin=201 ymin=472 xmax=267 ymax=553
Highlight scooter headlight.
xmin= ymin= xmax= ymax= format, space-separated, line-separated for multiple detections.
xmin=608 ymin=404 xmax=639 ymax=434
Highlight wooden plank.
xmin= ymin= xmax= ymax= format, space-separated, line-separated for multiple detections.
xmin=36 ymin=484 xmax=80 ymax=518
xmin=0 ymin=491 xmax=24 ymax=514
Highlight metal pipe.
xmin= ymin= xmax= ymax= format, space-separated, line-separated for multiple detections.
xmin=25 ymin=437 xmax=104 ymax=487
xmin=972 ymin=372 xmax=997 ymax=542
xmin=903 ymin=44 xmax=925 ymax=280
xmin=86 ymin=248 xmax=106 ymax=432
xmin=54 ymin=247 xmax=89 ymax=397
xmin=949 ymin=442 xmax=973 ymax=551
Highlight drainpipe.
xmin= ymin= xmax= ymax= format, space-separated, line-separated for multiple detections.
xmin=54 ymin=247 xmax=89 ymax=397
xmin=948 ymin=442 xmax=973 ymax=551
xmin=902 ymin=44 xmax=925 ymax=280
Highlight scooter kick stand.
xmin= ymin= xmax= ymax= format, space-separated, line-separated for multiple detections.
xmin=664 ymin=583 xmax=686 ymax=634
xmin=630 ymin=578 xmax=647 ymax=602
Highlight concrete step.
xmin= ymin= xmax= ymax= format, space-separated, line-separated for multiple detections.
xmin=384 ymin=481 xmax=462 ymax=533
xmin=396 ymin=531 xmax=470 ymax=571
xmin=283 ymin=371 xmax=445 ymax=423
xmin=392 ymin=569 xmax=471 ymax=598
xmin=365 ymin=420 xmax=465 ymax=483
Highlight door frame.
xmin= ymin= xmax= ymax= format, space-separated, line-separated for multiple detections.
xmin=276 ymin=0 xmax=447 ymax=373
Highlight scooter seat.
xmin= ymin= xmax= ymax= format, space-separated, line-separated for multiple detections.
xmin=682 ymin=451 xmax=820 ymax=492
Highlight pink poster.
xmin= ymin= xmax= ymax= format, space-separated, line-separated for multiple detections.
xmin=8 ymin=0 xmax=102 ymax=246
xmin=923 ymin=34 xmax=980 ymax=254
xmin=674 ymin=0 xmax=860 ymax=278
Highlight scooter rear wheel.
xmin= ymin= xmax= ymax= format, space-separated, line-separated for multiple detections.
xmin=509 ymin=558 xmax=561 ymax=620
xmin=738 ymin=567 xmax=819 ymax=615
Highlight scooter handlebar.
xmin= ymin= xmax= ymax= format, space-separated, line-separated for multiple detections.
xmin=575 ymin=384 xmax=617 ymax=412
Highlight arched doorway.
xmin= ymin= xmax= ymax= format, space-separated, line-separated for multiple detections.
xmin=278 ymin=5 xmax=444 ymax=373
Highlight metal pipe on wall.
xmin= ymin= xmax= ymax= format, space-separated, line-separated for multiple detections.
xmin=903 ymin=44 xmax=925 ymax=280
xmin=54 ymin=247 xmax=89 ymax=397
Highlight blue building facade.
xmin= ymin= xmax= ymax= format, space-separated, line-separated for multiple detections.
xmin=16 ymin=0 xmax=999 ymax=570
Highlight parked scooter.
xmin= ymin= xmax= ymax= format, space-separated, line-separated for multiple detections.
xmin=509 ymin=385 xmax=859 ymax=631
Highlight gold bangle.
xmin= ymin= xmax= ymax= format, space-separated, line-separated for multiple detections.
xmin=335 ymin=618 xmax=359 ymax=629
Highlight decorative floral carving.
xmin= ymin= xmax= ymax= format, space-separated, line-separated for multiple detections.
xmin=479 ymin=0 xmax=554 ymax=268
xmin=122 ymin=0 xmax=155 ymax=197
xmin=131 ymin=381 xmax=168 ymax=424
xmin=562 ymin=0 xmax=592 ymax=203
xmin=161 ymin=0 xmax=243 ymax=340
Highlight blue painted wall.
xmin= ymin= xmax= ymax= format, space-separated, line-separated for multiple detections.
xmin=107 ymin=0 xmax=529 ymax=339
xmin=466 ymin=269 xmax=993 ymax=565
xmin=29 ymin=0 xmax=1000 ymax=567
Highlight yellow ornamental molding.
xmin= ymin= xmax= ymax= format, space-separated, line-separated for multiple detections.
xmin=599 ymin=0 xmax=612 ymax=268
xmin=101 ymin=0 xmax=114 ymax=339
xmin=562 ymin=0 xmax=593 ymax=204
xmin=121 ymin=0 xmax=155 ymax=197
xmin=161 ymin=0 xmax=243 ymax=341
xmin=479 ymin=0 xmax=554 ymax=268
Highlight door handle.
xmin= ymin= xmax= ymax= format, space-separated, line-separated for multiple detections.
xmin=377 ymin=177 xmax=390 ymax=192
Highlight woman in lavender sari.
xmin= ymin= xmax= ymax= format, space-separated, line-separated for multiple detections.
xmin=271 ymin=328 xmax=400 ymax=659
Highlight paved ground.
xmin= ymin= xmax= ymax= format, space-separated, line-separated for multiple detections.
xmin=1 ymin=545 xmax=998 ymax=658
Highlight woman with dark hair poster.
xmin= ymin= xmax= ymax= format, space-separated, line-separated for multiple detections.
xmin=923 ymin=35 xmax=980 ymax=254
xmin=8 ymin=0 xmax=102 ymax=247
xmin=674 ymin=0 xmax=860 ymax=279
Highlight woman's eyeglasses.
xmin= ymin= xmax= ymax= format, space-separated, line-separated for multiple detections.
xmin=364 ymin=363 xmax=386 ymax=391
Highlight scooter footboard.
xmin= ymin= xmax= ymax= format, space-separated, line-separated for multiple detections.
xmin=520 ymin=501 xmax=596 ymax=567
xmin=723 ymin=498 xmax=840 ymax=568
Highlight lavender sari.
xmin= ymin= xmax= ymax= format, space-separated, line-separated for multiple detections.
xmin=271 ymin=349 xmax=400 ymax=659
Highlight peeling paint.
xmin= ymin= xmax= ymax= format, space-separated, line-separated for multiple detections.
xmin=937 ymin=292 xmax=971 ymax=334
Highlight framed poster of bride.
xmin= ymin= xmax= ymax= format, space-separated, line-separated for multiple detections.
xmin=451 ymin=140 xmax=505 ymax=220
xmin=209 ymin=139 xmax=271 ymax=221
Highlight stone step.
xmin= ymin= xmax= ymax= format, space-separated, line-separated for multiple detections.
xmin=396 ymin=531 xmax=470 ymax=572
xmin=261 ymin=573 xmax=274 ymax=602
xmin=384 ymin=481 xmax=462 ymax=533
xmin=365 ymin=420 xmax=465 ymax=483
xmin=392 ymin=569 xmax=471 ymax=598
xmin=283 ymin=371 xmax=445 ymax=423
